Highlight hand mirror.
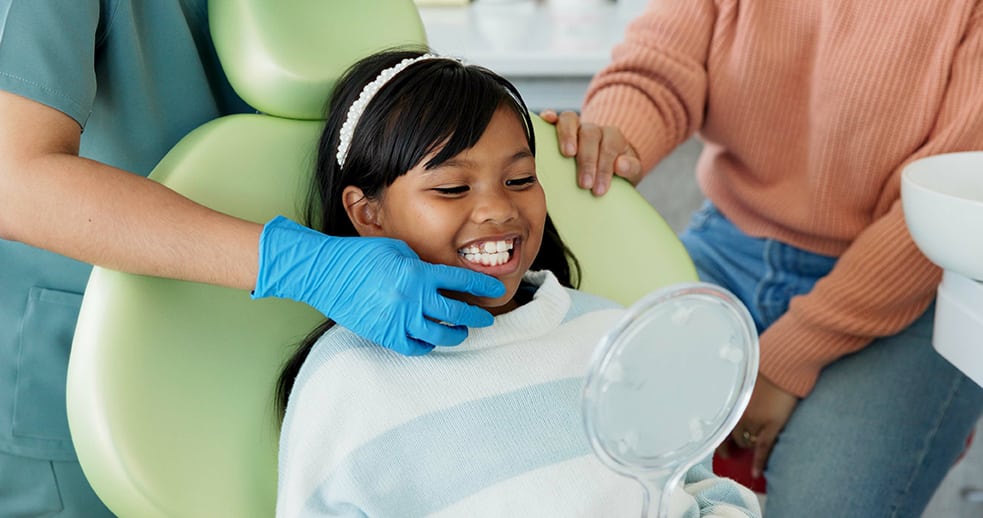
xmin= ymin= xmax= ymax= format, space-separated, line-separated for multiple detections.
xmin=582 ymin=282 xmax=758 ymax=517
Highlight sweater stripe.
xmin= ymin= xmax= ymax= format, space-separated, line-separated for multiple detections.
xmin=303 ymin=379 xmax=587 ymax=517
xmin=277 ymin=272 xmax=761 ymax=516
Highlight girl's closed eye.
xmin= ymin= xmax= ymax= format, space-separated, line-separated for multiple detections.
xmin=432 ymin=175 xmax=535 ymax=195
xmin=506 ymin=175 xmax=537 ymax=189
xmin=432 ymin=185 xmax=470 ymax=196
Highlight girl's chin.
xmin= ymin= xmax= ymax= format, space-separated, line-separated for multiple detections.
xmin=473 ymin=295 xmax=518 ymax=316
xmin=444 ymin=289 xmax=519 ymax=318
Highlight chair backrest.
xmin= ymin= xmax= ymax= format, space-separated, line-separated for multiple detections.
xmin=66 ymin=1 xmax=697 ymax=517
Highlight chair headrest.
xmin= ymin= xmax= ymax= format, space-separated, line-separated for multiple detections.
xmin=209 ymin=0 xmax=428 ymax=120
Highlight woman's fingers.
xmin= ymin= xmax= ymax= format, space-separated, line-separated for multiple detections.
xmin=542 ymin=109 xmax=641 ymax=196
xmin=615 ymin=153 xmax=644 ymax=185
xmin=731 ymin=423 xmax=759 ymax=450
xmin=576 ymin=122 xmax=603 ymax=190
xmin=751 ymin=423 xmax=780 ymax=479
xmin=555 ymin=110 xmax=582 ymax=156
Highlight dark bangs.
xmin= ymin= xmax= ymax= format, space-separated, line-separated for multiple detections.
xmin=350 ymin=59 xmax=536 ymax=189
xmin=308 ymin=52 xmax=537 ymax=236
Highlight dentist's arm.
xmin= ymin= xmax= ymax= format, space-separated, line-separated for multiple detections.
xmin=0 ymin=90 xmax=502 ymax=354
xmin=0 ymin=90 xmax=262 ymax=288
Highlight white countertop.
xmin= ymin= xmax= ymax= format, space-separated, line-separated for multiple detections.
xmin=418 ymin=0 xmax=647 ymax=110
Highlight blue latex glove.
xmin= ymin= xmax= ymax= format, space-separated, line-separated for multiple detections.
xmin=252 ymin=216 xmax=505 ymax=355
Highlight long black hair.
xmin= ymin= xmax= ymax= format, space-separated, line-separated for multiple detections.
xmin=276 ymin=48 xmax=580 ymax=421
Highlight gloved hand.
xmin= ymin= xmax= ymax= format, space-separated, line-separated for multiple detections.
xmin=252 ymin=216 xmax=505 ymax=355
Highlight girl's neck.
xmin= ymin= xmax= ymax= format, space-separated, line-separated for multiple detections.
xmin=487 ymin=280 xmax=536 ymax=316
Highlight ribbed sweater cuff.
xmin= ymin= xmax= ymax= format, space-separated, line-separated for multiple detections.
xmin=758 ymin=314 xmax=872 ymax=398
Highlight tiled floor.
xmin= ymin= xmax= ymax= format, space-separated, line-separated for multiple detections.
xmin=923 ymin=418 xmax=983 ymax=518
xmin=638 ymin=139 xmax=983 ymax=518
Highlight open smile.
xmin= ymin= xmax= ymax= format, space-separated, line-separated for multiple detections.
xmin=458 ymin=238 xmax=515 ymax=267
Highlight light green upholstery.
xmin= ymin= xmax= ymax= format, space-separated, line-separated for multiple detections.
xmin=211 ymin=0 xmax=427 ymax=119
xmin=67 ymin=1 xmax=696 ymax=517
xmin=533 ymin=118 xmax=697 ymax=302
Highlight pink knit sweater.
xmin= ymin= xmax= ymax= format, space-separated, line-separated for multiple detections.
xmin=582 ymin=0 xmax=983 ymax=397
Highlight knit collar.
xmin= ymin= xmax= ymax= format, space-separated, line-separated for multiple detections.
xmin=447 ymin=270 xmax=571 ymax=352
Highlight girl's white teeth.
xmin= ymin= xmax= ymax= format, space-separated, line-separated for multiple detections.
xmin=461 ymin=239 xmax=514 ymax=266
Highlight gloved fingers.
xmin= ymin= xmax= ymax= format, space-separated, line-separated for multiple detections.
xmin=390 ymin=336 xmax=435 ymax=357
xmin=406 ymin=316 xmax=470 ymax=347
xmin=427 ymin=263 xmax=505 ymax=299
xmin=424 ymin=293 xmax=496 ymax=329
xmin=378 ymin=236 xmax=420 ymax=258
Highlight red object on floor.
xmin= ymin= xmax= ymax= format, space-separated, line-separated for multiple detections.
xmin=713 ymin=448 xmax=767 ymax=493
xmin=712 ymin=429 xmax=975 ymax=495
xmin=957 ymin=429 xmax=975 ymax=462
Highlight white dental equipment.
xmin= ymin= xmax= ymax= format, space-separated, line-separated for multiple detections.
xmin=902 ymin=151 xmax=983 ymax=388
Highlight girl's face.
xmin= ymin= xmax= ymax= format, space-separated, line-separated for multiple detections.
xmin=345 ymin=107 xmax=546 ymax=315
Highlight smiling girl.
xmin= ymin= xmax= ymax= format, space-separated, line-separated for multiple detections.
xmin=274 ymin=49 xmax=760 ymax=518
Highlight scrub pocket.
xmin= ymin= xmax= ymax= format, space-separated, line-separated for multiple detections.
xmin=12 ymin=287 xmax=83 ymax=455
xmin=0 ymin=450 xmax=63 ymax=516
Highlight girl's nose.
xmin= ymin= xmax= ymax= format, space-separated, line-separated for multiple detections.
xmin=473 ymin=187 xmax=518 ymax=224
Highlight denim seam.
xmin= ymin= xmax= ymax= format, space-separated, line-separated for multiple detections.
xmin=888 ymin=374 xmax=964 ymax=517
xmin=755 ymin=240 xmax=784 ymax=328
xmin=752 ymin=240 xmax=770 ymax=324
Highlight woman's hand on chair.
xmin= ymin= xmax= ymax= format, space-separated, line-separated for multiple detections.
xmin=540 ymin=109 xmax=643 ymax=196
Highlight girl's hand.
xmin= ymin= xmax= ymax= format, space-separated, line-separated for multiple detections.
xmin=540 ymin=109 xmax=643 ymax=196
xmin=721 ymin=374 xmax=799 ymax=480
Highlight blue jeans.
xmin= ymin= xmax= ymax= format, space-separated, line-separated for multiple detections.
xmin=679 ymin=202 xmax=983 ymax=518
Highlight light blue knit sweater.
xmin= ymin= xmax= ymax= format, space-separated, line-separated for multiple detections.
xmin=277 ymin=271 xmax=761 ymax=517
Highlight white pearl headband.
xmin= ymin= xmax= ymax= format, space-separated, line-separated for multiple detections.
xmin=336 ymin=54 xmax=455 ymax=168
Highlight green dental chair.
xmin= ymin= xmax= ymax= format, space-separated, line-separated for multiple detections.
xmin=66 ymin=1 xmax=697 ymax=516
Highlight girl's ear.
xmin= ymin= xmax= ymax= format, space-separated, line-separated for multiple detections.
xmin=342 ymin=186 xmax=385 ymax=236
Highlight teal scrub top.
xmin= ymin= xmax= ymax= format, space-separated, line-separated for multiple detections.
xmin=0 ymin=0 xmax=252 ymax=460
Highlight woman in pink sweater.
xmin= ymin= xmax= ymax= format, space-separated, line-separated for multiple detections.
xmin=546 ymin=1 xmax=983 ymax=516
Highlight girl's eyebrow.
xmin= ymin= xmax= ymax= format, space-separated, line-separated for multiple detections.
xmin=428 ymin=150 xmax=534 ymax=173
